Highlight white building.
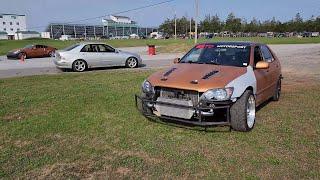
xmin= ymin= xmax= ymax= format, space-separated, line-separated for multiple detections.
xmin=0 ymin=31 xmax=7 ymax=39
xmin=15 ymin=31 xmax=40 ymax=40
xmin=0 ymin=13 xmax=27 ymax=39
xmin=109 ymin=15 xmax=132 ymax=24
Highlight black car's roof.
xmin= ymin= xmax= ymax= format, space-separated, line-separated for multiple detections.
xmin=199 ymin=41 xmax=262 ymax=47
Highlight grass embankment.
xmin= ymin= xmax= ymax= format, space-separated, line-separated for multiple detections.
xmin=0 ymin=70 xmax=319 ymax=178
xmin=0 ymin=37 xmax=320 ymax=55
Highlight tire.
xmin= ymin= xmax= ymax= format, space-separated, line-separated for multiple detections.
xmin=230 ymin=90 xmax=256 ymax=132
xmin=272 ymin=78 xmax=281 ymax=101
xmin=19 ymin=52 xmax=27 ymax=59
xmin=49 ymin=51 xmax=55 ymax=57
xmin=126 ymin=57 xmax=138 ymax=68
xmin=72 ymin=60 xmax=87 ymax=72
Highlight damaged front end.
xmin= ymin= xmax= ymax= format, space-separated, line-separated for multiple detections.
xmin=135 ymin=87 xmax=233 ymax=127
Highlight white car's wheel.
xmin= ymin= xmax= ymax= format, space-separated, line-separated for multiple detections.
xmin=126 ymin=57 xmax=138 ymax=68
xmin=72 ymin=60 xmax=87 ymax=72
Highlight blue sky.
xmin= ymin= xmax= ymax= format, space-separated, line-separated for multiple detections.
xmin=1 ymin=0 xmax=319 ymax=31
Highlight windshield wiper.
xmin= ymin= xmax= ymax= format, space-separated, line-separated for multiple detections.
xmin=181 ymin=61 xmax=205 ymax=64
xmin=204 ymin=61 xmax=220 ymax=65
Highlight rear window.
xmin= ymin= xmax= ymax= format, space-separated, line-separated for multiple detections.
xmin=64 ymin=44 xmax=80 ymax=51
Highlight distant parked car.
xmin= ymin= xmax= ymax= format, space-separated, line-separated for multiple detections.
xmin=7 ymin=44 xmax=56 ymax=59
xmin=54 ymin=43 xmax=142 ymax=72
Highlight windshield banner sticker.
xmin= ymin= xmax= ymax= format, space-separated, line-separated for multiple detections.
xmin=216 ymin=45 xmax=246 ymax=49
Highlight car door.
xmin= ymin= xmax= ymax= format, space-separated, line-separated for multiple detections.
xmin=260 ymin=45 xmax=281 ymax=97
xmin=34 ymin=45 xmax=45 ymax=57
xmin=253 ymin=46 xmax=271 ymax=105
xmin=98 ymin=44 xmax=124 ymax=66
xmin=80 ymin=44 xmax=101 ymax=67
xmin=26 ymin=45 xmax=38 ymax=58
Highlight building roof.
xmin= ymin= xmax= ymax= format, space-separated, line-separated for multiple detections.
xmin=111 ymin=15 xmax=130 ymax=19
xmin=16 ymin=31 xmax=40 ymax=34
xmin=0 ymin=13 xmax=25 ymax=16
xmin=0 ymin=31 xmax=8 ymax=35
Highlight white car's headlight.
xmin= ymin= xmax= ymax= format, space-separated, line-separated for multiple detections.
xmin=201 ymin=87 xmax=234 ymax=101
xmin=142 ymin=80 xmax=154 ymax=94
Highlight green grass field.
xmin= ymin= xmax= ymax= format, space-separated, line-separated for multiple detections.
xmin=0 ymin=37 xmax=320 ymax=55
xmin=0 ymin=70 xmax=319 ymax=178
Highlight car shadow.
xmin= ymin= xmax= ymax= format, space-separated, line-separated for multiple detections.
xmin=145 ymin=117 xmax=232 ymax=133
xmin=144 ymin=98 xmax=275 ymax=133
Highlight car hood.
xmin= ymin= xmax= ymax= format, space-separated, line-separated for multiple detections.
xmin=8 ymin=49 xmax=22 ymax=54
xmin=147 ymin=63 xmax=247 ymax=92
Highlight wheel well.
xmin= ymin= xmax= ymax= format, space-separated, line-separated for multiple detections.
xmin=246 ymin=86 xmax=253 ymax=92
xmin=127 ymin=56 xmax=138 ymax=61
xmin=126 ymin=56 xmax=138 ymax=65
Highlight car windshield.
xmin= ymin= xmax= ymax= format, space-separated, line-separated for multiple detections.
xmin=24 ymin=45 xmax=33 ymax=49
xmin=180 ymin=44 xmax=251 ymax=67
xmin=63 ymin=44 xmax=80 ymax=51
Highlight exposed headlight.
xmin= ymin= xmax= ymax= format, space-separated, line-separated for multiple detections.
xmin=201 ymin=87 xmax=234 ymax=101
xmin=142 ymin=80 xmax=154 ymax=94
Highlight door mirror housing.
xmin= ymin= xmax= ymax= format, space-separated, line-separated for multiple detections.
xmin=256 ymin=61 xmax=269 ymax=69
xmin=173 ymin=58 xmax=180 ymax=64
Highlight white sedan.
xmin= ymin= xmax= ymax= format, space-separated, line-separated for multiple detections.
xmin=54 ymin=43 xmax=142 ymax=72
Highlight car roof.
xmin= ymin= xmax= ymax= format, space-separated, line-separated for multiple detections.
xmin=199 ymin=41 xmax=264 ymax=47
xmin=78 ymin=42 xmax=108 ymax=45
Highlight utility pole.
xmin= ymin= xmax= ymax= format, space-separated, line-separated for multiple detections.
xmin=174 ymin=11 xmax=177 ymax=40
xmin=195 ymin=0 xmax=199 ymax=44
xmin=190 ymin=17 xmax=192 ymax=39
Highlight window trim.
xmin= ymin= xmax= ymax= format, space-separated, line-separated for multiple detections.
xmin=260 ymin=45 xmax=274 ymax=63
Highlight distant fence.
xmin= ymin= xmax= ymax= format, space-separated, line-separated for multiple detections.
xmin=46 ymin=23 xmax=158 ymax=39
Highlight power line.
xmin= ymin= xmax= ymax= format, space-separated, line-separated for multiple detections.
xmin=28 ymin=0 xmax=176 ymax=30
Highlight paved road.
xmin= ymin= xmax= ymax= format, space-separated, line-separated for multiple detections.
xmin=1 ymin=44 xmax=319 ymax=79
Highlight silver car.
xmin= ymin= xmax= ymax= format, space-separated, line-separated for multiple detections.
xmin=54 ymin=43 xmax=142 ymax=72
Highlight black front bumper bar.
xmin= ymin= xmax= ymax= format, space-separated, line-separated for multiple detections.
xmin=135 ymin=94 xmax=232 ymax=127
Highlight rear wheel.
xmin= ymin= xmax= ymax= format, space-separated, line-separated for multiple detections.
xmin=230 ymin=90 xmax=256 ymax=132
xmin=72 ymin=60 xmax=87 ymax=72
xmin=272 ymin=78 xmax=281 ymax=101
xmin=126 ymin=57 xmax=138 ymax=68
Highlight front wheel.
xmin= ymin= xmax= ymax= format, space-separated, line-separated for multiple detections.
xmin=126 ymin=57 xmax=138 ymax=68
xmin=72 ymin=60 xmax=87 ymax=72
xmin=230 ymin=90 xmax=256 ymax=132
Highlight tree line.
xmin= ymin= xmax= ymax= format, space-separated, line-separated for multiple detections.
xmin=159 ymin=13 xmax=320 ymax=35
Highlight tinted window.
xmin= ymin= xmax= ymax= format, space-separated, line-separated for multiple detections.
xmin=36 ymin=45 xmax=43 ymax=48
xmin=254 ymin=46 xmax=263 ymax=65
xmin=180 ymin=44 xmax=250 ymax=67
xmin=261 ymin=45 xmax=273 ymax=62
xmin=81 ymin=45 xmax=93 ymax=52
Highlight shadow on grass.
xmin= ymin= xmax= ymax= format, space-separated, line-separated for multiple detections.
xmin=142 ymin=99 xmax=275 ymax=133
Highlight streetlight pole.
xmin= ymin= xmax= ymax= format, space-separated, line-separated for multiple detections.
xmin=195 ymin=0 xmax=199 ymax=44
xmin=174 ymin=11 xmax=177 ymax=40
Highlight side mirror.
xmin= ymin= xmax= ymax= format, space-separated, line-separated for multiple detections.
xmin=255 ymin=61 xmax=269 ymax=69
xmin=173 ymin=58 xmax=180 ymax=64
